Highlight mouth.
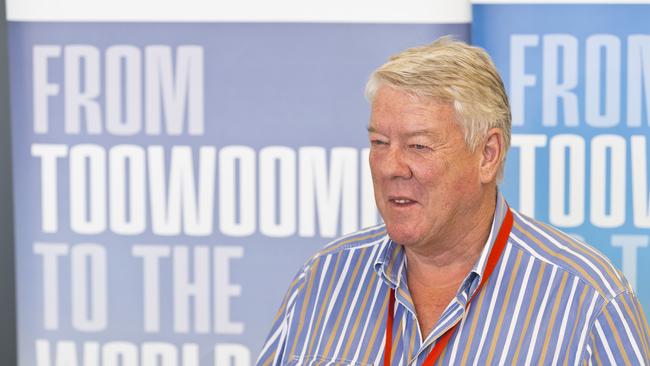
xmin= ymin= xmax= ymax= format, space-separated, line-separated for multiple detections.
xmin=388 ymin=196 xmax=418 ymax=207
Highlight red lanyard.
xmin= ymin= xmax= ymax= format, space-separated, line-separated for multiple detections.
xmin=384 ymin=208 xmax=513 ymax=366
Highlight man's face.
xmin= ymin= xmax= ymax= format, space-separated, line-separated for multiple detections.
xmin=368 ymin=86 xmax=484 ymax=250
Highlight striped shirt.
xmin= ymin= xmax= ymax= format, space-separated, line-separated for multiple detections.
xmin=257 ymin=193 xmax=650 ymax=365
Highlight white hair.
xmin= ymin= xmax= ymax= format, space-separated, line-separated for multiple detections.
xmin=366 ymin=37 xmax=512 ymax=180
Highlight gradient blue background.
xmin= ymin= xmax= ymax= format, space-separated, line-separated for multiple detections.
xmin=9 ymin=22 xmax=468 ymax=365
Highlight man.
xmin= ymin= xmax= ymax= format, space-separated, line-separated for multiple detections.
xmin=257 ymin=38 xmax=650 ymax=365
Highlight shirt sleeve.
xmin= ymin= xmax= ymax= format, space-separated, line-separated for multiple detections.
xmin=582 ymin=290 xmax=650 ymax=365
xmin=255 ymin=266 xmax=309 ymax=366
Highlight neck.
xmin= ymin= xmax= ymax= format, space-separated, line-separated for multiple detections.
xmin=405 ymin=188 xmax=498 ymax=285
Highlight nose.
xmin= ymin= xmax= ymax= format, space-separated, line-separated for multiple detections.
xmin=381 ymin=146 xmax=413 ymax=179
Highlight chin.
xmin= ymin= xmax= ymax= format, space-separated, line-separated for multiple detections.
xmin=384 ymin=223 xmax=421 ymax=246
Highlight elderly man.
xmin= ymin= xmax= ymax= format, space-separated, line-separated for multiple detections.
xmin=257 ymin=38 xmax=650 ymax=365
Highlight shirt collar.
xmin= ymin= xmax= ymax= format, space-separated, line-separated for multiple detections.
xmin=468 ymin=190 xmax=509 ymax=281
xmin=374 ymin=237 xmax=404 ymax=289
xmin=374 ymin=190 xmax=509 ymax=294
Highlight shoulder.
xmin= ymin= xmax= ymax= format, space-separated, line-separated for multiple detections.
xmin=508 ymin=209 xmax=629 ymax=302
xmin=304 ymin=223 xmax=388 ymax=268
xmin=274 ymin=225 xmax=388 ymax=321
xmin=317 ymin=224 xmax=389 ymax=257
xmin=291 ymin=224 xmax=389 ymax=286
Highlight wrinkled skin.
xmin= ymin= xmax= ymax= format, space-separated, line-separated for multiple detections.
xmin=368 ymin=86 xmax=496 ymax=257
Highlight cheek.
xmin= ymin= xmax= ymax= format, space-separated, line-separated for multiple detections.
xmin=445 ymin=162 xmax=482 ymax=199
xmin=411 ymin=158 xmax=462 ymax=202
xmin=368 ymin=148 xmax=381 ymax=168
xmin=368 ymin=151 xmax=391 ymax=182
xmin=410 ymin=157 xmax=443 ymax=183
xmin=368 ymin=157 xmax=381 ymax=183
xmin=368 ymin=151 xmax=378 ymax=168
xmin=368 ymin=158 xmax=385 ymax=198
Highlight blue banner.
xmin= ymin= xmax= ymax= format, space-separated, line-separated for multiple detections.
xmin=9 ymin=22 xmax=469 ymax=366
xmin=474 ymin=3 xmax=650 ymax=316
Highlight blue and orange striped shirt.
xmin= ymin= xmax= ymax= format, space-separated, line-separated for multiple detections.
xmin=257 ymin=193 xmax=650 ymax=365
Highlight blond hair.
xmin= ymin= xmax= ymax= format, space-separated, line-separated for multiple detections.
xmin=365 ymin=37 xmax=511 ymax=179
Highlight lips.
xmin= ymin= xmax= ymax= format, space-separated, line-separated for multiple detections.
xmin=388 ymin=196 xmax=418 ymax=207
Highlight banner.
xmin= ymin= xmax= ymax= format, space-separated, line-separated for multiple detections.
xmin=473 ymin=1 xmax=650 ymax=315
xmin=7 ymin=1 xmax=470 ymax=365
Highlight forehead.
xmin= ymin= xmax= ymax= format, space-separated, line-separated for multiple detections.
xmin=369 ymin=86 xmax=458 ymax=133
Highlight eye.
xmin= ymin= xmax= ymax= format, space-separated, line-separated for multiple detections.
xmin=411 ymin=144 xmax=430 ymax=151
xmin=371 ymin=139 xmax=388 ymax=146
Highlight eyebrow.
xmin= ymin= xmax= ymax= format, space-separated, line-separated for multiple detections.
xmin=404 ymin=130 xmax=439 ymax=138
xmin=367 ymin=125 xmax=439 ymax=139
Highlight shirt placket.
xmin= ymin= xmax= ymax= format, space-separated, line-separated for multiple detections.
xmin=396 ymin=274 xmax=477 ymax=365
xmin=392 ymin=282 xmax=421 ymax=365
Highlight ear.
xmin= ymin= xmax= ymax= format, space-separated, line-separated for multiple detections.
xmin=478 ymin=128 xmax=504 ymax=184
